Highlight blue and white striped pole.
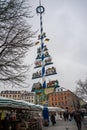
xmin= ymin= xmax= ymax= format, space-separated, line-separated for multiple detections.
xmin=36 ymin=1 xmax=46 ymax=88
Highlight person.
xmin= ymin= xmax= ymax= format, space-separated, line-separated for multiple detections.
xmin=50 ymin=112 xmax=56 ymax=126
xmin=4 ymin=113 xmax=10 ymax=130
xmin=63 ymin=111 xmax=69 ymax=121
xmin=10 ymin=110 xmax=16 ymax=130
xmin=74 ymin=108 xmax=82 ymax=130
xmin=69 ymin=112 xmax=74 ymax=121
xmin=10 ymin=110 xmax=16 ymax=121
xmin=1 ymin=110 xmax=6 ymax=130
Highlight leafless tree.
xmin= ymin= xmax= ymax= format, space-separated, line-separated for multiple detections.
xmin=75 ymin=79 xmax=87 ymax=101
xmin=0 ymin=0 xmax=35 ymax=88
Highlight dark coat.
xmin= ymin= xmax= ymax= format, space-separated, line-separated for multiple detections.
xmin=74 ymin=111 xmax=82 ymax=123
xmin=50 ymin=114 xmax=56 ymax=124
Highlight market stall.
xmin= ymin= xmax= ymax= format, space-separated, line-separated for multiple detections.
xmin=0 ymin=96 xmax=43 ymax=130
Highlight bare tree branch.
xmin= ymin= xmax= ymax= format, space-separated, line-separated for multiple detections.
xmin=75 ymin=79 xmax=87 ymax=101
xmin=0 ymin=0 xmax=35 ymax=88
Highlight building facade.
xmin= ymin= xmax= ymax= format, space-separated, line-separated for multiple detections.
xmin=21 ymin=91 xmax=36 ymax=104
xmin=0 ymin=90 xmax=36 ymax=104
xmin=0 ymin=90 xmax=22 ymax=100
xmin=48 ymin=88 xmax=80 ymax=112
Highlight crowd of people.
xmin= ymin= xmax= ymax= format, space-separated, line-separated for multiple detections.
xmin=0 ymin=107 xmax=86 ymax=130
xmin=48 ymin=108 xmax=85 ymax=130
xmin=63 ymin=108 xmax=85 ymax=130
xmin=0 ymin=110 xmax=16 ymax=130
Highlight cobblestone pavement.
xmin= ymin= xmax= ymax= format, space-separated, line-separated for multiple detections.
xmin=43 ymin=119 xmax=87 ymax=130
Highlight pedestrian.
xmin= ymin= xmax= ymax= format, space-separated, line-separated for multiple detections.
xmin=4 ymin=113 xmax=10 ymax=130
xmin=63 ymin=111 xmax=69 ymax=121
xmin=74 ymin=108 xmax=82 ymax=130
xmin=1 ymin=110 xmax=6 ymax=130
xmin=66 ymin=111 xmax=69 ymax=121
xmin=50 ymin=112 xmax=56 ymax=126
xmin=69 ymin=112 xmax=74 ymax=121
xmin=63 ymin=112 xmax=66 ymax=121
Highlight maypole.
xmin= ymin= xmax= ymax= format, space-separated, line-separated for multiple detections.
xmin=36 ymin=0 xmax=46 ymax=88
xmin=32 ymin=1 xmax=59 ymax=105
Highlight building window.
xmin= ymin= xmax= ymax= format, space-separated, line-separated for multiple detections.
xmin=62 ymin=102 xmax=64 ymax=105
xmin=65 ymin=101 xmax=67 ymax=104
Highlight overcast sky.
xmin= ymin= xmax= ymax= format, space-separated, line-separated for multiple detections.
xmin=25 ymin=0 xmax=87 ymax=92
xmin=1 ymin=0 xmax=87 ymax=92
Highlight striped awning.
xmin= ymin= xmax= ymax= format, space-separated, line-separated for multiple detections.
xmin=0 ymin=96 xmax=30 ymax=110
xmin=0 ymin=96 xmax=42 ymax=111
